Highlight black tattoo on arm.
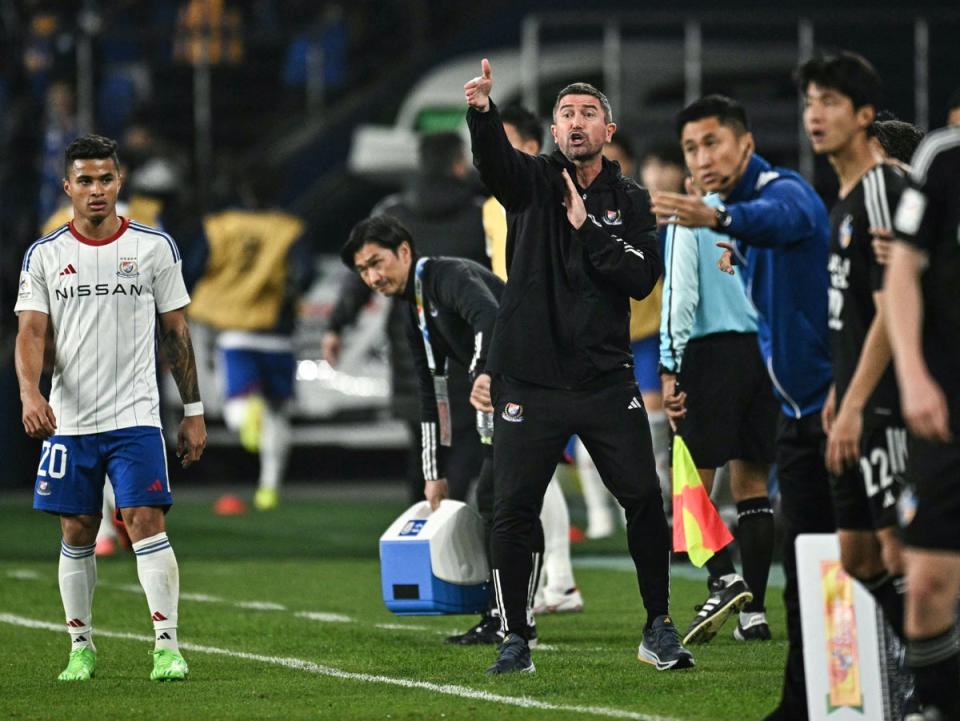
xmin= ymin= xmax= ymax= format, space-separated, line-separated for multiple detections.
xmin=159 ymin=320 xmax=201 ymax=403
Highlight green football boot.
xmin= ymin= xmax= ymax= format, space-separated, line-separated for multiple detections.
xmin=58 ymin=647 xmax=96 ymax=681
xmin=150 ymin=649 xmax=189 ymax=681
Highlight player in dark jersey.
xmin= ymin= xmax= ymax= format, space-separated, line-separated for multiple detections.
xmin=888 ymin=125 xmax=960 ymax=721
xmin=798 ymin=52 xmax=909 ymax=644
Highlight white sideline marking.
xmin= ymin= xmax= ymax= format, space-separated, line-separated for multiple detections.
xmin=6 ymin=570 xmax=40 ymax=580
xmin=376 ymin=623 xmax=430 ymax=631
xmin=295 ymin=611 xmax=353 ymax=623
xmin=0 ymin=612 xmax=684 ymax=721
xmin=237 ymin=601 xmax=287 ymax=611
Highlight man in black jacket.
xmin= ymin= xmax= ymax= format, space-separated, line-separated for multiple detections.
xmin=464 ymin=59 xmax=693 ymax=674
xmin=340 ymin=213 xmax=543 ymax=647
xmin=324 ymin=132 xmax=487 ymax=504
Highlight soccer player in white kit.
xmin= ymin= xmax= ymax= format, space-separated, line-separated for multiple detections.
xmin=14 ymin=134 xmax=207 ymax=682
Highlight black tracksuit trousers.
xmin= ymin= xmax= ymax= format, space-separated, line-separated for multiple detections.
xmin=490 ymin=373 xmax=670 ymax=638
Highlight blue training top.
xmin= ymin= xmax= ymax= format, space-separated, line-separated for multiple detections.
xmin=722 ymin=153 xmax=832 ymax=419
xmin=659 ymin=193 xmax=759 ymax=375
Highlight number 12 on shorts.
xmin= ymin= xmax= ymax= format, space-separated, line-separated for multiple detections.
xmin=38 ymin=440 xmax=68 ymax=479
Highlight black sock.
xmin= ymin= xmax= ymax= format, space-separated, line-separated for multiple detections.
xmin=861 ymin=572 xmax=905 ymax=641
xmin=705 ymin=546 xmax=737 ymax=580
xmin=736 ymin=496 xmax=775 ymax=612
xmin=907 ymin=626 xmax=960 ymax=718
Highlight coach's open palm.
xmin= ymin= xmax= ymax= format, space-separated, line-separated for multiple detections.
xmin=464 ymin=58 xmax=493 ymax=111
xmin=178 ymin=415 xmax=207 ymax=468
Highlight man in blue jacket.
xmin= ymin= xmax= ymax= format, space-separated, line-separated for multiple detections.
xmin=651 ymin=95 xmax=833 ymax=721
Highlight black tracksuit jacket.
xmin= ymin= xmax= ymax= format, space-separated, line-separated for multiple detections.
xmin=467 ymin=101 xmax=662 ymax=390
xmin=399 ymin=256 xmax=504 ymax=480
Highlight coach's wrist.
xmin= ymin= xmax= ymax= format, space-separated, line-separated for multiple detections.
xmin=184 ymin=401 xmax=204 ymax=417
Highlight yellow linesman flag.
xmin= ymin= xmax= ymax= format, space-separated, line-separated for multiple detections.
xmin=672 ymin=435 xmax=734 ymax=567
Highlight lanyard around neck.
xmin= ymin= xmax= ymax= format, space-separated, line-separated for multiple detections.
xmin=414 ymin=257 xmax=446 ymax=377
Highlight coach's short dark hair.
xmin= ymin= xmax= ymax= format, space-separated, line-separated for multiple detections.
xmin=340 ymin=215 xmax=416 ymax=269
xmin=64 ymin=134 xmax=120 ymax=177
xmin=796 ymin=51 xmax=882 ymax=112
xmin=675 ymin=95 xmax=749 ymax=139
xmin=500 ymin=104 xmax=543 ymax=151
xmin=554 ymin=83 xmax=613 ymax=123
xmin=418 ymin=132 xmax=465 ymax=178
xmin=869 ymin=120 xmax=925 ymax=165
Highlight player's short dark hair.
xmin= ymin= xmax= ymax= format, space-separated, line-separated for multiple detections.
xmin=869 ymin=120 xmax=925 ymax=165
xmin=948 ymin=87 xmax=960 ymax=112
xmin=675 ymin=95 xmax=749 ymax=139
xmin=554 ymin=83 xmax=613 ymax=123
xmin=418 ymin=132 xmax=465 ymax=178
xmin=796 ymin=51 xmax=882 ymax=112
xmin=640 ymin=138 xmax=684 ymax=168
xmin=64 ymin=134 xmax=120 ymax=177
xmin=500 ymin=104 xmax=543 ymax=151
xmin=341 ymin=214 xmax=416 ymax=269
xmin=607 ymin=133 xmax=636 ymax=162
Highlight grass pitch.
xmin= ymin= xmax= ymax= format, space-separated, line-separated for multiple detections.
xmin=0 ymin=492 xmax=785 ymax=720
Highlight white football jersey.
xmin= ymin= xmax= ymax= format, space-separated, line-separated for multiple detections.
xmin=15 ymin=218 xmax=190 ymax=435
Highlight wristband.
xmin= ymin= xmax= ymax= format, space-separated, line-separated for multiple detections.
xmin=184 ymin=402 xmax=204 ymax=417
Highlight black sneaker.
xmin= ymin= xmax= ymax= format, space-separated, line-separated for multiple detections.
xmin=638 ymin=615 xmax=695 ymax=670
xmin=445 ymin=615 xmax=503 ymax=645
xmin=485 ymin=633 xmax=535 ymax=674
xmin=903 ymin=706 xmax=946 ymax=721
xmin=733 ymin=611 xmax=772 ymax=641
xmin=683 ymin=575 xmax=753 ymax=645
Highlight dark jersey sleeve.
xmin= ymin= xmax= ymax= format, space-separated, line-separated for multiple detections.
xmin=895 ymin=148 xmax=949 ymax=255
xmin=327 ymin=272 xmax=372 ymax=333
xmin=866 ymin=165 xmax=907 ymax=291
xmin=576 ymin=184 xmax=662 ymax=300
xmin=428 ymin=260 xmax=500 ymax=376
xmin=404 ymin=306 xmax=449 ymax=481
xmin=466 ymin=100 xmax=546 ymax=213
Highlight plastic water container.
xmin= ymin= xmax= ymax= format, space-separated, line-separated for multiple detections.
xmin=379 ymin=500 xmax=489 ymax=615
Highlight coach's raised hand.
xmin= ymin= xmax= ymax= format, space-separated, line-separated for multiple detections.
xmin=464 ymin=58 xmax=493 ymax=112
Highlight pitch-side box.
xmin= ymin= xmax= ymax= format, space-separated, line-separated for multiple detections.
xmin=379 ymin=500 xmax=489 ymax=615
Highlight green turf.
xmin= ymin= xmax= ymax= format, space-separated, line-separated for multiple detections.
xmin=0 ymin=497 xmax=785 ymax=720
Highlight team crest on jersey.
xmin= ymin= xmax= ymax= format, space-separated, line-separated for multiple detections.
xmin=501 ymin=402 xmax=524 ymax=423
xmin=117 ymin=257 xmax=139 ymax=278
xmin=603 ymin=209 xmax=623 ymax=225
xmin=36 ymin=479 xmax=50 ymax=496
xmin=839 ymin=214 xmax=854 ymax=249
xmin=18 ymin=272 xmax=32 ymax=300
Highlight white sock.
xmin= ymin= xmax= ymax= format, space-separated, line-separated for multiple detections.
xmin=96 ymin=477 xmax=118 ymax=542
xmin=576 ymin=438 xmax=615 ymax=531
xmin=133 ymin=532 xmax=180 ymax=652
xmin=647 ymin=410 xmax=671 ymax=500
xmin=259 ymin=403 xmax=291 ymax=493
xmin=59 ymin=540 xmax=97 ymax=650
xmin=540 ymin=474 xmax=576 ymax=592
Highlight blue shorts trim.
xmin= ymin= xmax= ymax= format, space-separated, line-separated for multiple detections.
xmin=222 ymin=348 xmax=296 ymax=401
xmin=631 ymin=336 xmax=660 ymax=393
xmin=33 ymin=427 xmax=172 ymax=516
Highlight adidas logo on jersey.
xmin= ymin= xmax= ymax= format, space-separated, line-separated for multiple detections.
xmin=59 ymin=264 xmax=77 ymax=276
xmin=627 ymin=397 xmax=643 ymax=410
xmin=147 ymin=479 xmax=165 ymax=493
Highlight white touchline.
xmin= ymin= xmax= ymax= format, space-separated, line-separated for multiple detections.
xmin=295 ymin=611 xmax=353 ymax=623
xmin=0 ymin=612 xmax=684 ymax=721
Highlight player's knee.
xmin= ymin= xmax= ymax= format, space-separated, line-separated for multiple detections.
xmin=879 ymin=535 xmax=904 ymax=577
xmin=222 ymin=398 xmax=246 ymax=432
xmin=839 ymin=542 xmax=883 ymax=580
xmin=120 ymin=506 xmax=166 ymax=542
xmin=60 ymin=514 xmax=100 ymax=545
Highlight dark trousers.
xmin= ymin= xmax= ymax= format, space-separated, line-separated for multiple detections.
xmin=490 ymin=374 xmax=669 ymax=636
xmin=774 ymin=413 xmax=836 ymax=720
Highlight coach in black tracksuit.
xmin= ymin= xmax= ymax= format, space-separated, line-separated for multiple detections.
xmin=464 ymin=60 xmax=693 ymax=674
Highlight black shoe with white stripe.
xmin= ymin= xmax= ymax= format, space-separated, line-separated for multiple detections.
xmin=445 ymin=614 xmax=503 ymax=645
xmin=485 ymin=633 xmax=535 ymax=674
xmin=683 ymin=575 xmax=753 ymax=646
xmin=638 ymin=615 xmax=695 ymax=670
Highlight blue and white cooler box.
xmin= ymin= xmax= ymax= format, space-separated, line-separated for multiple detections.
xmin=380 ymin=500 xmax=489 ymax=615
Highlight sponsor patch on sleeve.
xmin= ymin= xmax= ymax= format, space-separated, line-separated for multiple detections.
xmin=894 ymin=187 xmax=927 ymax=236
xmin=18 ymin=272 xmax=32 ymax=300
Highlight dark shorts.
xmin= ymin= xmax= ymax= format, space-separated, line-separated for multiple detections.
xmin=678 ymin=332 xmax=778 ymax=469
xmin=33 ymin=427 xmax=172 ymax=516
xmin=901 ymin=434 xmax=960 ymax=551
xmin=222 ymin=348 xmax=296 ymax=402
xmin=831 ymin=424 xmax=908 ymax=531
